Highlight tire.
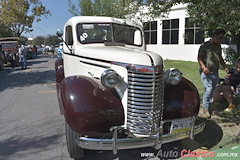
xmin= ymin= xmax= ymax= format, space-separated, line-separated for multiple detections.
xmin=15 ymin=56 xmax=20 ymax=67
xmin=65 ymin=122 xmax=84 ymax=159
xmin=0 ymin=60 xmax=4 ymax=71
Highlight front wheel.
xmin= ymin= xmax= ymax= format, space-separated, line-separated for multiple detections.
xmin=65 ymin=122 xmax=84 ymax=159
xmin=15 ymin=59 xmax=19 ymax=67
xmin=0 ymin=60 xmax=4 ymax=71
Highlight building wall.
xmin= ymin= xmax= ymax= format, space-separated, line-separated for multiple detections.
xmin=145 ymin=4 xmax=236 ymax=62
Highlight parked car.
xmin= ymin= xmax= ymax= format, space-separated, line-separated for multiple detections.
xmin=37 ymin=46 xmax=51 ymax=55
xmin=37 ymin=47 xmax=44 ymax=55
xmin=55 ymin=16 xmax=205 ymax=159
xmin=0 ymin=45 xmax=4 ymax=71
xmin=0 ymin=37 xmax=20 ymax=70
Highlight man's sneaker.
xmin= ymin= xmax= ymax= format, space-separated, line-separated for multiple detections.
xmin=225 ymin=103 xmax=236 ymax=112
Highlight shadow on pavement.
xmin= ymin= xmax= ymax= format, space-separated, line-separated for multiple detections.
xmin=0 ymin=115 xmax=64 ymax=160
xmin=0 ymin=56 xmax=56 ymax=92
xmin=175 ymin=118 xmax=223 ymax=153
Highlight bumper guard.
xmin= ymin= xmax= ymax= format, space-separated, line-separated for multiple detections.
xmin=76 ymin=118 xmax=205 ymax=154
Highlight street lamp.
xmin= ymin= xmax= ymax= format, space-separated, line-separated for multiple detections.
xmin=37 ymin=28 xmax=46 ymax=47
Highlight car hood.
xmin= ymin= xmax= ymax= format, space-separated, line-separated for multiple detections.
xmin=76 ymin=45 xmax=163 ymax=67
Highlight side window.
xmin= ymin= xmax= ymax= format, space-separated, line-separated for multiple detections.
xmin=65 ymin=26 xmax=73 ymax=45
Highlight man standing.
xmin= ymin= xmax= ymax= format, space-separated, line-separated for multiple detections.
xmin=9 ymin=49 xmax=16 ymax=70
xmin=198 ymin=29 xmax=229 ymax=118
xmin=50 ymin=44 xmax=55 ymax=55
xmin=19 ymin=45 xmax=27 ymax=69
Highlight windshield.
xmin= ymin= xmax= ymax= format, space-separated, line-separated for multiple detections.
xmin=77 ymin=23 xmax=142 ymax=46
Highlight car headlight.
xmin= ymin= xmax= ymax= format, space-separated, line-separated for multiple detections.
xmin=101 ymin=69 xmax=120 ymax=88
xmin=165 ymin=68 xmax=182 ymax=85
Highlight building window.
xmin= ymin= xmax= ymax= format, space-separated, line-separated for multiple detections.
xmin=162 ymin=19 xmax=179 ymax=44
xmin=143 ymin=21 xmax=157 ymax=44
xmin=185 ymin=18 xmax=204 ymax=44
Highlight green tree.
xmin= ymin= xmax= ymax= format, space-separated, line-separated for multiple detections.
xmin=26 ymin=34 xmax=60 ymax=46
xmin=0 ymin=24 xmax=13 ymax=37
xmin=68 ymin=0 xmax=93 ymax=16
xmin=68 ymin=0 xmax=138 ymax=18
xmin=142 ymin=0 xmax=240 ymax=55
xmin=0 ymin=0 xmax=50 ymax=37
xmin=45 ymin=34 xmax=61 ymax=46
xmin=19 ymin=36 xmax=28 ymax=45
xmin=32 ymin=36 xmax=45 ymax=46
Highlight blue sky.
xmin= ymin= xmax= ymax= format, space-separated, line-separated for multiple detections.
xmin=24 ymin=0 xmax=74 ymax=38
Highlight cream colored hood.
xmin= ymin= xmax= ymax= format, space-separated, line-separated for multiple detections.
xmin=76 ymin=45 xmax=163 ymax=66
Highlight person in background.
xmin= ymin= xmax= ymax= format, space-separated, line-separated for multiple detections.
xmin=18 ymin=45 xmax=23 ymax=69
xmin=198 ymin=29 xmax=229 ymax=118
xmin=210 ymin=58 xmax=240 ymax=114
xmin=19 ymin=45 xmax=27 ymax=69
xmin=9 ymin=49 xmax=16 ymax=70
xmin=33 ymin=45 xmax=37 ymax=57
xmin=50 ymin=44 xmax=55 ymax=55
xmin=29 ymin=46 xmax=37 ymax=58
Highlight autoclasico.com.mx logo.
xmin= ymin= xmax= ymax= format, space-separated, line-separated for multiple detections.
xmin=140 ymin=147 xmax=239 ymax=160
xmin=140 ymin=148 xmax=180 ymax=160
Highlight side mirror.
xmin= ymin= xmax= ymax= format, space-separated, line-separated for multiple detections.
xmin=56 ymin=29 xmax=63 ymax=37
xmin=134 ymin=30 xmax=142 ymax=46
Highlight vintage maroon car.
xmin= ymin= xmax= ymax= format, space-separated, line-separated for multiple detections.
xmin=55 ymin=16 xmax=205 ymax=159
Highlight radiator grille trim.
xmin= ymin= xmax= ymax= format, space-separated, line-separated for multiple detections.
xmin=126 ymin=65 xmax=164 ymax=136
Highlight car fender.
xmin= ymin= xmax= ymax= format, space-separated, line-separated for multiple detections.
xmin=163 ymin=77 xmax=200 ymax=120
xmin=59 ymin=76 xmax=124 ymax=137
xmin=55 ymin=58 xmax=65 ymax=114
xmin=55 ymin=58 xmax=65 ymax=84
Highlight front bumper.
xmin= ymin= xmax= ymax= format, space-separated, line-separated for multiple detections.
xmin=76 ymin=117 xmax=205 ymax=154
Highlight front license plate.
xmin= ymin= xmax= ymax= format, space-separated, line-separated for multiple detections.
xmin=170 ymin=119 xmax=193 ymax=134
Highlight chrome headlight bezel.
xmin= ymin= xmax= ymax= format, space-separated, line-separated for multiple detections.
xmin=164 ymin=68 xmax=182 ymax=85
xmin=101 ymin=69 xmax=120 ymax=88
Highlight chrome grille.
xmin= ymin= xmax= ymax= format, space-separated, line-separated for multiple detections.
xmin=127 ymin=66 xmax=164 ymax=137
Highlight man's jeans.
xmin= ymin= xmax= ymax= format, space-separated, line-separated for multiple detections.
xmin=200 ymin=72 xmax=219 ymax=110
xmin=19 ymin=55 xmax=27 ymax=69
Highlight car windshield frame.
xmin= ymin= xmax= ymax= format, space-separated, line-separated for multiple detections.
xmin=76 ymin=23 xmax=143 ymax=46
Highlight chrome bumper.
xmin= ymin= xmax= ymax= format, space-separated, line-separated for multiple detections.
xmin=76 ymin=119 xmax=205 ymax=154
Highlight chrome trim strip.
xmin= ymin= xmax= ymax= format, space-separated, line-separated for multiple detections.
xmin=79 ymin=60 xmax=110 ymax=69
xmin=128 ymin=89 xmax=153 ymax=94
xmin=128 ymin=81 xmax=154 ymax=86
xmin=127 ymin=108 xmax=152 ymax=113
xmin=129 ymin=77 xmax=156 ymax=82
xmin=128 ymin=104 xmax=154 ymax=109
xmin=128 ymin=93 xmax=153 ymax=98
xmin=128 ymin=85 xmax=154 ymax=90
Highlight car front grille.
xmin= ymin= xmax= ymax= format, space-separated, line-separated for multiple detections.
xmin=126 ymin=65 xmax=164 ymax=137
